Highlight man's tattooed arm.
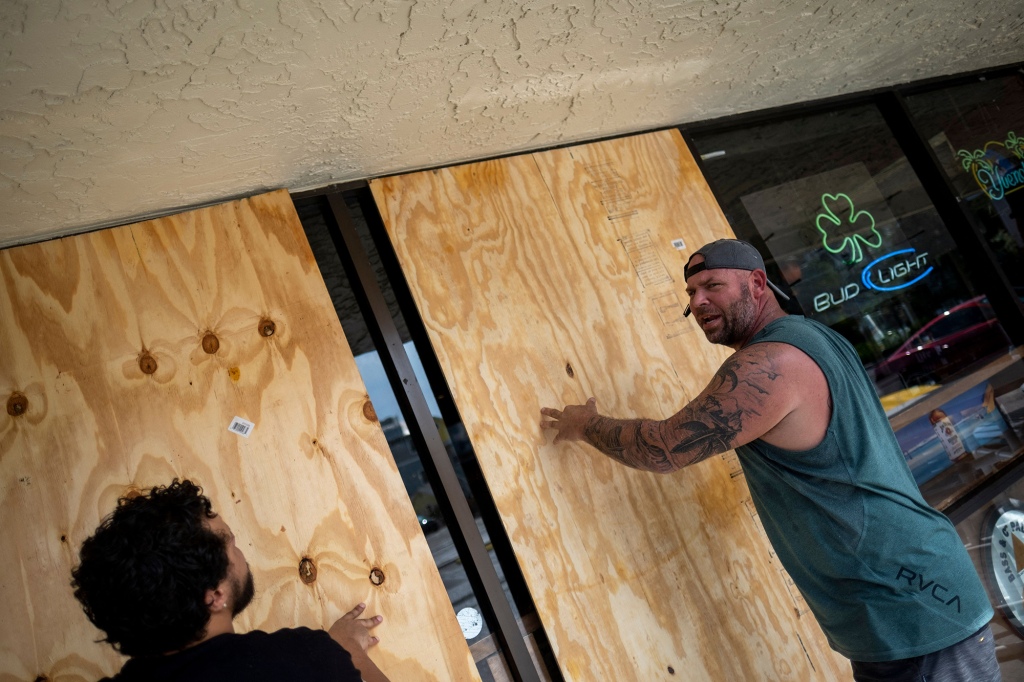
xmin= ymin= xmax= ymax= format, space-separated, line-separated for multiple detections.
xmin=577 ymin=346 xmax=785 ymax=473
xmin=581 ymin=418 xmax=675 ymax=472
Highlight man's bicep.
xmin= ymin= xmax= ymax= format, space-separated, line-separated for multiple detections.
xmin=664 ymin=345 xmax=795 ymax=463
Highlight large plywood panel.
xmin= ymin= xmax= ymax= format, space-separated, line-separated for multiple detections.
xmin=0 ymin=190 xmax=478 ymax=682
xmin=372 ymin=131 xmax=852 ymax=681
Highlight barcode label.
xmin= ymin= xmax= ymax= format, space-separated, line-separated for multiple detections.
xmin=671 ymin=238 xmax=686 ymax=250
xmin=227 ymin=416 xmax=254 ymax=438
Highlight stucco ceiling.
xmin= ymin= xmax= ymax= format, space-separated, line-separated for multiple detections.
xmin=1 ymin=0 xmax=1022 ymax=248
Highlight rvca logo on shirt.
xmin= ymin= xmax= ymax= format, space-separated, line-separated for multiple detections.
xmin=896 ymin=566 xmax=962 ymax=613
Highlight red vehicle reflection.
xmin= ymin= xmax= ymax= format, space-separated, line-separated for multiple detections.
xmin=875 ymin=296 xmax=1010 ymax=385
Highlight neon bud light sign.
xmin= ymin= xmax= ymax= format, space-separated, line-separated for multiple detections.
xmin=861 ymin=249 xmax=933 ymax=291
xmin=813 ymin=249 xmax=932 ymax=312
xmin=810 ymin=193 xmax=934 ymax=313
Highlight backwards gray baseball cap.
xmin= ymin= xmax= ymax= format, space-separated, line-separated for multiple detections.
xmin=683 ymin=239 xmax=790 ymax=317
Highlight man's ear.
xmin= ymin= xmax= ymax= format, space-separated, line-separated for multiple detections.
xmin=205 ymin=584 xmax=228 ymax=613
xmin=749 ymin=269 xmax=769 ymax=296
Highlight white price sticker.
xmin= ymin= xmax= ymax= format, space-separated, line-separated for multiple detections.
xmin=227 ymin=416 xmax=255 ymax=438
xmin=671 ymin=238 xmax=686 ymax=250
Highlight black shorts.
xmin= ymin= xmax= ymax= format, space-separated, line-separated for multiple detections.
xmin=850 ymin=625 xmax=1000 ymax=682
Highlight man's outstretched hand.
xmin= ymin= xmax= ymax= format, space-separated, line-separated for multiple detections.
xmin=329 ymin=603 xmax=390 ymax=682
xmin=541 ymin=397 xmax=599 ymax=444
xmin=329 ymin=602 xmax=382 ymax=652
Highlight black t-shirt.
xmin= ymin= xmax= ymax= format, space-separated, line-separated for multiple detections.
xmin=101 ymin=627 xmax=363 ymax=681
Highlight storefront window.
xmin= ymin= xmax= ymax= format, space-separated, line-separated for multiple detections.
xmin=904 ymin=74 xmax=1024 ymax=298
xmin=954 ymin=463 xmax=1024 ymax=679
xmin=890 ymin=362 xmax=1024 ymax=509
xmin=691 ymin=105 xmax=1014 ymax=404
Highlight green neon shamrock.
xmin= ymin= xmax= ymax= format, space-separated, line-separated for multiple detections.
xmin=815 ymin=192 xmax=882 ymax=265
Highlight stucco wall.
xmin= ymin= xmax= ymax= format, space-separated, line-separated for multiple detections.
xmin=1 ymin=0 xmax=1022 ymax=247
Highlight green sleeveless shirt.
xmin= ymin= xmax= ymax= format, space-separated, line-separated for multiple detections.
xmin=736 ymin=316 xmax=992 ymax=662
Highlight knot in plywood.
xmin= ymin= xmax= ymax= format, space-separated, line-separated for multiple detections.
xmin=258 ymin=319 xmax=276 ymax=337
xmin=362 ymin=399 xmax=377 ymax=422
xmin=6 ymin=392 xmax=28 ymax=416
xmin=298 ymin=557 xmax=317 ymax=585
xmin=138 ymin=352 xmax=158 ymax=375
xmin=201 ymin=332 xmax=220 ymax=354
xmin=369 ymin=567 xmax=385 ymax=586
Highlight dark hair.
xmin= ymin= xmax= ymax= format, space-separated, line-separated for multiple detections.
xmin=71 ymin=479 xmax=230 ymax=657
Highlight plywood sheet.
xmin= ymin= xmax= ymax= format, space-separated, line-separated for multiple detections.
xmin=372 ymin=131 xmax=852 ymax=680
xmin=0 ymin=190 xmax=478 ymax=681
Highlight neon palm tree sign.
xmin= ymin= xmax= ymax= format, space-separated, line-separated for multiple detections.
xmin=957 ymin=132 xmax=1024 ymax=201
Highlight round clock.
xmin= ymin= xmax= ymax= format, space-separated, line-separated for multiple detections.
xmin=982 ymin=498 xmax=1024 ymax=638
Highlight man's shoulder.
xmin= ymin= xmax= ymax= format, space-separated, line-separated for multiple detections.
xmin=746 ymin=315 xmax=851 ymax=366
xmin=225 ymin=628 xmax=359 ymax=679
xmin=236 ymin=626 xmax=339 ymax=651
xmin=731 ymin=337 xmax=815 ymax=371
xmin=737 ymin=321 xmax=831 ymax=379
xmin=104 ymin=628 xmax=357 ymax=682
xmin=755 ymin=314 xmax=820 ymax=338
xmin=243 ymin=626 xmax=321 ymax=639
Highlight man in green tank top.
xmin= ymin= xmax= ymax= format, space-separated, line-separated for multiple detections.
xmin=541 ymin=239 xmax=999 ymax=681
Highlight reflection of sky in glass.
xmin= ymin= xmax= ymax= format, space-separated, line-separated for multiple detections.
xmin=354 ymin=341 xmax=441 ymax=421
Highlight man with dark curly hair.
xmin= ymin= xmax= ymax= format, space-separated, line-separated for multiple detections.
xmin=71 ymin=479 xmax=390 ymax=682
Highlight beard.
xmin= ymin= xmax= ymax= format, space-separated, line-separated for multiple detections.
xmin=229 ymin=565 xmax=256 ymax=617
xmin=699 ymin=283 xmax=757 ymax=346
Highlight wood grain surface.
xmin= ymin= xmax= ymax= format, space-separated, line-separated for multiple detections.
xmin=372 ymin=130 xmax=853 ymax=681
xmin=0 ymin=190 xmax=478 ymax=682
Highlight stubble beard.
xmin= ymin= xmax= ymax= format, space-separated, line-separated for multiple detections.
xmin=702 ymin=284 xmax=757 ymax=347
xmin=230 ymin=566 xmax=256 ymax=617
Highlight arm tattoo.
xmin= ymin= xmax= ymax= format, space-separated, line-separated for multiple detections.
xmin=579 ymin=346 xmax=785 ymax=473
xmin=582 ymin=417 xmax=674 ymax=473
xmin=582 ymin=417 xmax=629 ymax=456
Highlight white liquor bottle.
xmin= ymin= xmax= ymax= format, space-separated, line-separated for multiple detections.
xmin=929 ymin=409 xmax=969 ymax=463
